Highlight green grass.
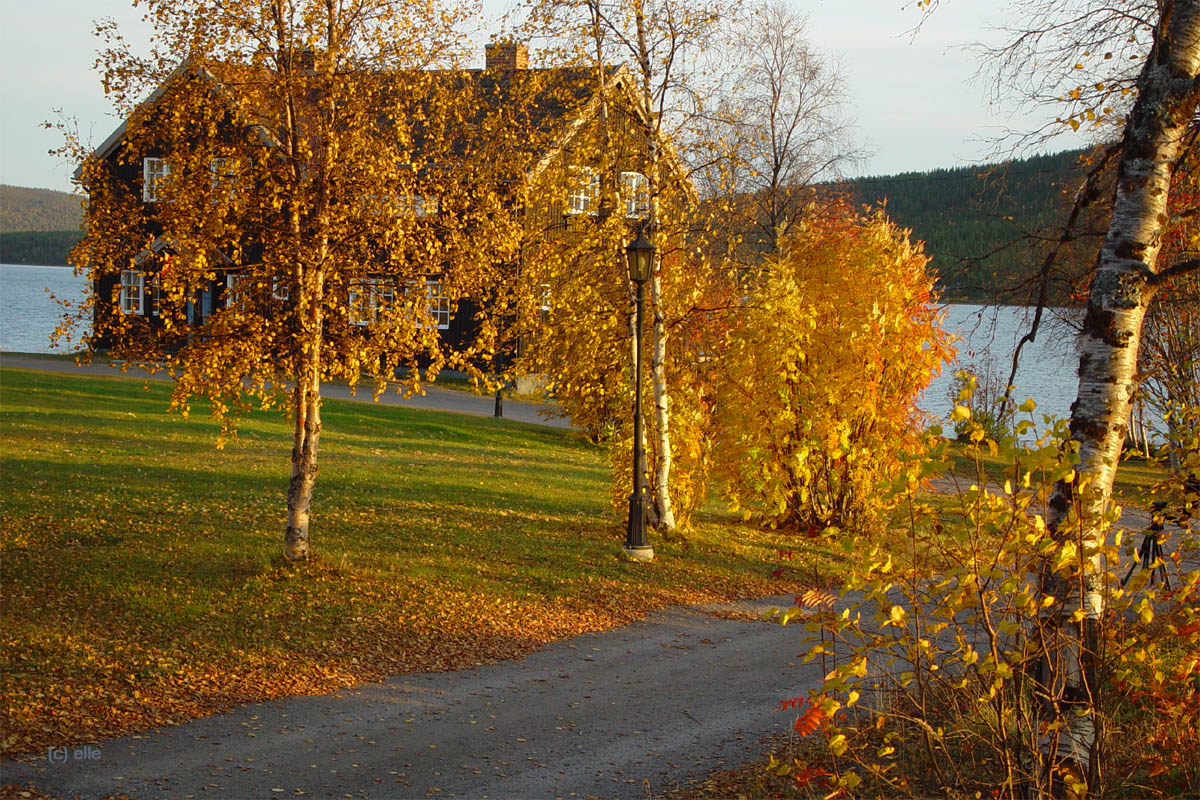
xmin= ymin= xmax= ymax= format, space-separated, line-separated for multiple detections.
xmin=0 ymin=366 xmax=818 ymax=757
xmin=942 ymin=439 xmax=1169 ymax=508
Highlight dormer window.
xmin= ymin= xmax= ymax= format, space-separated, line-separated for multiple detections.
xmin=143 ymin=157 xmax=170 ymax=203
xmin=621 ymin=171 xmax=650 ymax=219
xmin=565 ymin=166 xmax=599 ymax=215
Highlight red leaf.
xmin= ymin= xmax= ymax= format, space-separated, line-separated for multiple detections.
xmin=792 ymin=704 xmax=827 ymax=736
xmin=793 ymin=766 xmax=831 ymax=790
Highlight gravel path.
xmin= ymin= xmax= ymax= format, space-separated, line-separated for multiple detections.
xmin=1 ymin=597 xmax=818 ymax=800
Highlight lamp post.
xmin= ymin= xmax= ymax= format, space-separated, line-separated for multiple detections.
xmin=624 ymin=230 xmax=655 ymax=562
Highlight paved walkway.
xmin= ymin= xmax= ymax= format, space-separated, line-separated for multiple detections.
xmin=0 ymin=354 xmax=570 ymax=429
xmin=1 ymin=597 xmax=817 ymax=800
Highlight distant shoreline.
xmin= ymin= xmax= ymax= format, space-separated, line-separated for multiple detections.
xmin=0 ymin=229 xmax=81 ymax=267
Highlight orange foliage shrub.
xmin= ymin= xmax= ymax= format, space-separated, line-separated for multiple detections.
xmin=712 ymin=201 xmax=953 ymax=531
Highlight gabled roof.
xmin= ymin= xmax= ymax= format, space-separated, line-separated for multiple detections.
xmin=78 ymin=59 xmax=630 ymax=180
xmin=77 ymin=61 xmax=281 ymax=180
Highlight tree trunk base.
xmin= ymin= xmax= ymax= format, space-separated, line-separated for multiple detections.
xmin=283 ymin=529 xmax=310 ymax=560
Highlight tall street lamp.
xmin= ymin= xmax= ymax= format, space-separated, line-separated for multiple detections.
xmin=624 ymin=230 xmax=655 ymax=562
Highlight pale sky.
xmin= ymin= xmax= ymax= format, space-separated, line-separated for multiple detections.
xmin=0 ymin=0 xmax=1092 ymax=193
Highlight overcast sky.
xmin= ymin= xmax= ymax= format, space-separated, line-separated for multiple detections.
xmin=0 ymin=0 xmax=1092 ymax=193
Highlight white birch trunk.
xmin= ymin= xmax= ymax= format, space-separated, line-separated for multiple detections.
xmin=1037 ymin=1 xmax=1200 ymax=789
xmin=282 ymin=30 xmax=334 ymax=560
xmin=284 ymin=258 xmax=327 ymax=560
xmin=285 ymin=346 xmax=322 ymax=560
xmin=648 ymin=267 xmax=676 ymax=531
xmin=633 ymin=0 xmax=677 ymax=533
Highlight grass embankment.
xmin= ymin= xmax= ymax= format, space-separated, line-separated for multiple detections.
xmin=0 ymin=367 xmax=823 ymax=759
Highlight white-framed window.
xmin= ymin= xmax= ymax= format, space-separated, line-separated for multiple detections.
xmin=120 ymin=270 xmax=144 ymax=314
xmin=209 ymin=157 xmax=238 ymax=191
xmin=120 ymin=269 xmax=159 ymax=315
xmin=565 ymin=166 xmax=599 ymax=215
xmin=349 ymin=277 xmax=394 ymax=326
xmin=142 ymin=157 xmax=170 ymax=203
xmin=272 ymin=276 xmax=290 ymax=302
xmin=621 ymin=171 xmax=650 ymax=219
xmin=424 ymin=280 xmax=451 ymax=330
xmin=224 ymin=273 xmax=249 ymax=308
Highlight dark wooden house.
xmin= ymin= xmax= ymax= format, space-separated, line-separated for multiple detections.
xmin=77 ymin=42 xmax=683 ymax=360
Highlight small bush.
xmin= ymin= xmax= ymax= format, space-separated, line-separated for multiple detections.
xmin=948 ymin=363 xmax=1013 ymax=443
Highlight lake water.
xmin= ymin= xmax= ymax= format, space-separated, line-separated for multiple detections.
xmin=921 ymin=303 xmax=1081 ymax=427
xmin=0 ymin=264 xmax=90 ymax=354
xmin=1 ymin=263 xmax=1088 ymax=428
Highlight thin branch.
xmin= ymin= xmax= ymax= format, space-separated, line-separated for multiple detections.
xmin=1150 ymin=257 xmax=1200 ymax=285
xmin=998 ymin=143 xmax=1122 ymax=419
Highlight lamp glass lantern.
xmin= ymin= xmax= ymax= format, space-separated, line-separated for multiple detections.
xmin=625 ymin=232 xmax=655 ymax=283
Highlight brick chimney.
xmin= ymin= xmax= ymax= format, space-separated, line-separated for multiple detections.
xmin=485 ymin=40 xmax=529 ymax=70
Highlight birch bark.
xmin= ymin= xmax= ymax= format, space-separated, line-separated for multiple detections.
xmin=1036 ymin=0 xmax=1200 ymax=789
xmin=284 ymin=17 xmax=335 ymax=560
xmin=633 ymin=0 xmax=677 ymax=533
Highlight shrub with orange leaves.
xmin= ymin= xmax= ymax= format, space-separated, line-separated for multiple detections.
xmin=711 ymin=200 xmax=953 ymax=532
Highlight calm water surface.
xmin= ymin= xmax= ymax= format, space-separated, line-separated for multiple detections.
xmin=1 ymin=264 xmax=1088 ymax=429
xmin=921 ymin=303 xmax=1081 ymax=427
xmin=0 ymin=264 xmax=89 ymax=354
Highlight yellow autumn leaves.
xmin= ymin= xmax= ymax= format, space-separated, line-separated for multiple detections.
xmin=711 ymin=200 xmax=954 ymax=531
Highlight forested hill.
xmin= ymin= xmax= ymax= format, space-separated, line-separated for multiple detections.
xmin=839 ymin=149 xmax=1088 ymax=303
xmin=0 ymin=185 xmax=84 ymax=266
xmin=1 ymin=185 xmax=82 ymax=232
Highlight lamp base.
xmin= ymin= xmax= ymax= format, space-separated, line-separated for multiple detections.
xmin=622 ymin=544 xmax=655 ymax=562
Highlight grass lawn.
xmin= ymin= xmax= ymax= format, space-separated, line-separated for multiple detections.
xmin=0 ymin=367 xmax=823 ymax=759
xmin=941 ymin=439 xmax=1169 ymax=509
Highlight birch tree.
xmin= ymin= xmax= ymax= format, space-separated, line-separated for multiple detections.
xmin=516 ymin=0 xmax=724 ymax=534
xmin=1013 ymin=1 xmax=1200 ymax=790
xmin=65 ymin=0 xmax=521 ymax=560
xmin=702 ymin=2 xmax=864 ymax=264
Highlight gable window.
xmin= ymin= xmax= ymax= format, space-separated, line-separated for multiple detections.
xmin=621 ymin=171 xmax=650 ymax=219
xmin=142 ymin=157 xmax=170 ymax=203
xmin=565 ymin=166 xmax=599 ymax=215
